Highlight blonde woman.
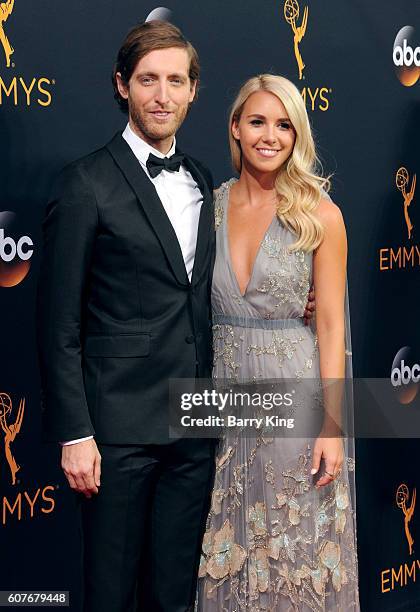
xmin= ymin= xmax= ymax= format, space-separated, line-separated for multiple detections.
xmin=197 ymin=75 xmax=359 ymax=610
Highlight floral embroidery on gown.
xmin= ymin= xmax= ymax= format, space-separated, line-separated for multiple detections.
xmin=197 ymin=179 xmax=359 ymax=611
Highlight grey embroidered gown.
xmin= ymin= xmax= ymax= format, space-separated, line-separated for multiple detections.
xmin=197 ymin=179 xmax=359 ymax=611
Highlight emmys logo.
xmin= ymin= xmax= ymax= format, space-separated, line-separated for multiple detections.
xmin=284 ymin=0 xmax=308 ymax=81
xmin=0 ymin=391 xmax=56 ymax=526
xmin=397 ymin=484 xmax=416 ymax=556
xmin=393 ymin=26 xmax=420 ymax=87
xmin=0 ymin=0 xmax=14 ymax=68
xmin=0 ymin=211 xmax=34 ymax=287
xmin=396 ymin=167 xmax=416 ymax=240
xmin=379 ymin=167 xmax=419 ymax=271
xmin=380 ymin=483 xmax=420 ymax=594
xmin=281 ymin=1 xmax=332 ymax=112
xmin=0 ymin=0 xmax=55 ymax=106
xmin=0 ymin=392 xmax=24 ymax=485
xmin=390 ymin=347 xmax=420 ymax=405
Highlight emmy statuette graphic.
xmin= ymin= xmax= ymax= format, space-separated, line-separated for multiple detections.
xmin=396 ymin=167 xmax=416 ymax=240
xmin=284 ymin=0 xmax=308 ymax=80
xmin=396 ymin=483 xmax=416 ymax=556
xmin=0 ymin=392 xmax=24 ymax=485
xmin=0 ymin=0 xmax=14 ymax=68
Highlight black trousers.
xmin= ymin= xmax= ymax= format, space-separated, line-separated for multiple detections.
xmin=80 ymin=438 xmax=216 ymax=612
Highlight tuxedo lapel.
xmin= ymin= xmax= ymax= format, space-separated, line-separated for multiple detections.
xmin=106 ymin=133 xmax=189 ymax=286
xmin=182 ymin=154 xmax=214 ymax=286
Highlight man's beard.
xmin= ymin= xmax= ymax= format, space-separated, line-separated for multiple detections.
xmin=129 ymin=101 xmax=189 ymax=145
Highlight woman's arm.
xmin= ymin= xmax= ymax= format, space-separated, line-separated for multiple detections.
xmin=311 ymin=198 xmax=347 ymax=487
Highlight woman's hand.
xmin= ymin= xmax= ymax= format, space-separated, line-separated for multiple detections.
xmin=311 ymin=435 xmax=344 ymax=488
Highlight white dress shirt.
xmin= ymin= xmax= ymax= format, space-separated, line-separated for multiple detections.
xmin=62 ymin=124 xmax=203 ymax=446
xmin=123 ymin=123 xmax=203 ymax=280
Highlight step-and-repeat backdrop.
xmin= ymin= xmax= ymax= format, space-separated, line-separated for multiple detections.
xmin=0 ymin=1 xmax=419 ymax=610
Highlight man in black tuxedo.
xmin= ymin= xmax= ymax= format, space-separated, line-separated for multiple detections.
xmin=37 ymin=21 xmax=216 ymax=612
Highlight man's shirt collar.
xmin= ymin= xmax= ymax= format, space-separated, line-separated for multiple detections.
xmin=122 ymin=123 xmax=176 ymax=169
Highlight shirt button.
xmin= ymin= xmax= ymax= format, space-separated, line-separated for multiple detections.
xmin=185 ymin=335 xmax=195 ymax=344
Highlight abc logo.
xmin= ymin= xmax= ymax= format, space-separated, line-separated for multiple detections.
xmin=393 ymin=26 xmax=420 ymax=87
xmin=0 ymin=212 xmax=34 ymax=288
xmin=391 ymin=346 xmax=420 ymax=404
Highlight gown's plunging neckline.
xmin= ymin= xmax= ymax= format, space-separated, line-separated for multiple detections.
xmin=225 ymin=180 xmax=277 ymax=298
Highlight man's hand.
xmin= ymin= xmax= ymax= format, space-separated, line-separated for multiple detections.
xmin=304 ymin=285 xmax=315 ymax=325
xmin=61 ymin=438 xmax=101 ymax=498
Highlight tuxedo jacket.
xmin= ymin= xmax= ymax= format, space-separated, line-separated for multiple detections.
xmin=37 ymin=133 xmax=215 ymax=445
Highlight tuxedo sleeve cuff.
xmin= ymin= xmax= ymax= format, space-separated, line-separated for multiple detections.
xmin=60 ymin=435 xmax=94 ymax=446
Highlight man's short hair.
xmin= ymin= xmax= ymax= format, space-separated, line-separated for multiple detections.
xmin=112 ymin=20 xmax=200 ymax=113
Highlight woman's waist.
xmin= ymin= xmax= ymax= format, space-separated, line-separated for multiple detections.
xmin=212 ymin=312 xmax=306 ymax=330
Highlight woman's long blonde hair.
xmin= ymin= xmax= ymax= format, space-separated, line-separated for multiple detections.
xmin=229 ymin=74 xmax=330 ymax=251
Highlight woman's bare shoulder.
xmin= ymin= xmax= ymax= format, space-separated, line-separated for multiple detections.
xmin=316 ymin=197 xmax=344 ymax=229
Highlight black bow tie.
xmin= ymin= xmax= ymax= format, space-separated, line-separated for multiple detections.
xmin=146 ymin=152 xmax=185 ymax=179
